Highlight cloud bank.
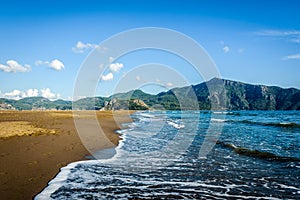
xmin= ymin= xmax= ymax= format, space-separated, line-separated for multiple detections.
xmin=72 ymin=41 xmax=99 ymax=53
xmin=35 ymin=59 xmax=64 ymax=71
xmin=41 ymin=88 xmax=61 ymax=99
xmin=100 ymin=62 xmax=124 ymax=81
xmin=255 ymin=29 xmax=300 ymax=43
xmin=0 ymin=60 xmax=31 ymax=73
xmin=0 ymin=88 xmax=60 ymax=100
xmin=109 ymin=63 xmax=123 ymax=72
xmin=100 ymin=72 xmax=114 ymax=81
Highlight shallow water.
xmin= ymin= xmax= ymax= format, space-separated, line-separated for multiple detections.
xmin=36 ymin=110 xmax=300 ymax=199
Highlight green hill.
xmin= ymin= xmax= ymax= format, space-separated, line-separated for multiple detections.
xmin=1 ymin=78 xmax=300 ymax=110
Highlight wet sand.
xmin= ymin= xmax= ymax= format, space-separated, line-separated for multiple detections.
xmin=0 ymin=110 xmax=133 ymax=200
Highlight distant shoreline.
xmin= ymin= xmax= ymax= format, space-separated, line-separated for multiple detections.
xmin=0 ymin=110 xmax=133 ymax=200
xmin=1 ymin=78 xmax=300 ymax=111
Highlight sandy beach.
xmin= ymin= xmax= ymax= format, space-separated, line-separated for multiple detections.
xmin=0 ymin=110 xmax=133 ymax=200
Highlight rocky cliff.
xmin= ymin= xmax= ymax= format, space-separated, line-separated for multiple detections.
xmin=1 ymin=78 xmax=299 ymax=110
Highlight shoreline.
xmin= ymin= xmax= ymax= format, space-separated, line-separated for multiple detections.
xmin=0 ymin=110 xmax=133 ymax=200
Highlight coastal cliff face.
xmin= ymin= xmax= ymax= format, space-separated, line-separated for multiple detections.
xmin=1 ymin=78 xmax=300 ymax=110
xmin=102 ymin=99 xmax=149 ymax=110
xmin=155 ymin=78 xmax=300 ymax=110
xmin=217 ymin=78 xmax=300 ymax=110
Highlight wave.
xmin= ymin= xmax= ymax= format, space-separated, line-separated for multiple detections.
xmin=213 ymin=111 xmax=258 ymax=116
xmin=167 ymin=121 xmax=185 ymax=129
xmin=139 ymin=113 xmax=155 ymax=118
xmin=211 ymin=118 xmax=226 ymax=123
xmin=216 ymin=141 xmax=300 ymax=162
xmin=227 ymin=112 xmax=258 ymax=116
xmin=229 ymin=120 xmax=300 ymax=129
xmin=212 ymin=111 xmax=229 ymax=114
xmin=227 ymin=112 xmax=241 ymax=116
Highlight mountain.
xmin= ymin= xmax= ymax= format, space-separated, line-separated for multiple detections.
xmin=0 ymin=97 xmax=72 ymax=110
xmin=210 ymin=78 xmax=300 ymax=110
xmin=155 ymin=78 xmax=300 ymax=110
xmin=72 ymin=97 xmax=109 ymax=110
xmin=1 ymin=78 xmax=300 ymax=110
xmin=102 ymin=98 xmax=149 ymax=110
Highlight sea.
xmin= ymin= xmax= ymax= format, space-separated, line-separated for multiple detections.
xmin=35 ymin=110 xmax=300 ymax=199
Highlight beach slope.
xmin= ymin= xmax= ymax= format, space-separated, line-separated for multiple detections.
xmin=0 ymin=110 xmax=132 ymax=200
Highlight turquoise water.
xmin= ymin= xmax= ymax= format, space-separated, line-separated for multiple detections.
xmin=36 ymin=111 xmax=300 ymax=199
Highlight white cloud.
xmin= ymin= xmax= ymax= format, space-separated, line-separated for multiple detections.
xmin=72 ymin=41 xmax=99 ymax=53
xmin=166 ymin=82 xmax=173 ymax=87
xmin=1 ymin=89 xmax=39 ymax=100
xmin=109 ymin=56 xmax=114 ymax=62
xmin=219 ymin=41 xmax=230 ymax=53
xmin=223 ymin=46 xmax=230 ymax=53
xmin=35 ymin=59 xmax=64 ymax=71
xmin=256 ymin=30 xmax=300 ymax=60
xmin=1 ymin=88 xmax=60 ymax=100
xmin=0 ymin=60 xmax=31 ymax=73
xmin=49 ymin=59 xmax=64 ymax=71
xmin=98 ymin=62 xmax=124 ymax=82
xmin=25 ymin=89 xmax=39 ymax=97
xmin=101 ymin=73 xmax=114 ymax=81
xmin=109 ymin=63 xmax=124 ymax=72
xmin=282 ymin=54 xmax=300 ymax=60
xmin=41 ymin=88 xmax=60 ymax=100
xmin=255 ymin=30 xmax=300 ymax=36
xmin=3 ymin=90 xmax=21 ymax=99
xmin=255 ymin=29 xmax=300 ymax=44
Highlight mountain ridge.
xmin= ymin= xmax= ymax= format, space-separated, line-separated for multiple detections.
xmin=1 ymin=78 xmax=300 ymax=110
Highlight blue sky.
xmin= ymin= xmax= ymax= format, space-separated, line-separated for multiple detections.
xmin=0 ymin=0 xmax=300 ymax=100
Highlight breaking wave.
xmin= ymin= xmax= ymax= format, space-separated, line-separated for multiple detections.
xmin=217 ymin=141 xmax=300 ymax=162
xmin=228 ymin=120 xmax=300 ymax=129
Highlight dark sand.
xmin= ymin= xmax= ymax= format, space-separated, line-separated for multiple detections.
xmin=0 ymin=110 xmax=133 ymax=200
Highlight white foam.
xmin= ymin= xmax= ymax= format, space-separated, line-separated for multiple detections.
xmin=213 ymin=111 xmax=228 ymax=114
xmin=211 ymin=118 xmax=226 ymax=123
xmin=280 ymin=122 xmax=288 ymax=124
xmin=35 ymin=161 xmax=87 ymax=199
xmin=277 ymin=183 xmax=300 ymax=191
xmin=116 ymin=129 xmax=127 ymax=134
xmin=167 ymin=121 xmax=185 ymax=129
xmin=139 ymin=113 xmax=155 ymax=118
xmin=36 ymin=110 xmax=297 ymax=199
xmin=126 ymin=122 xmax=139 ymax=129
